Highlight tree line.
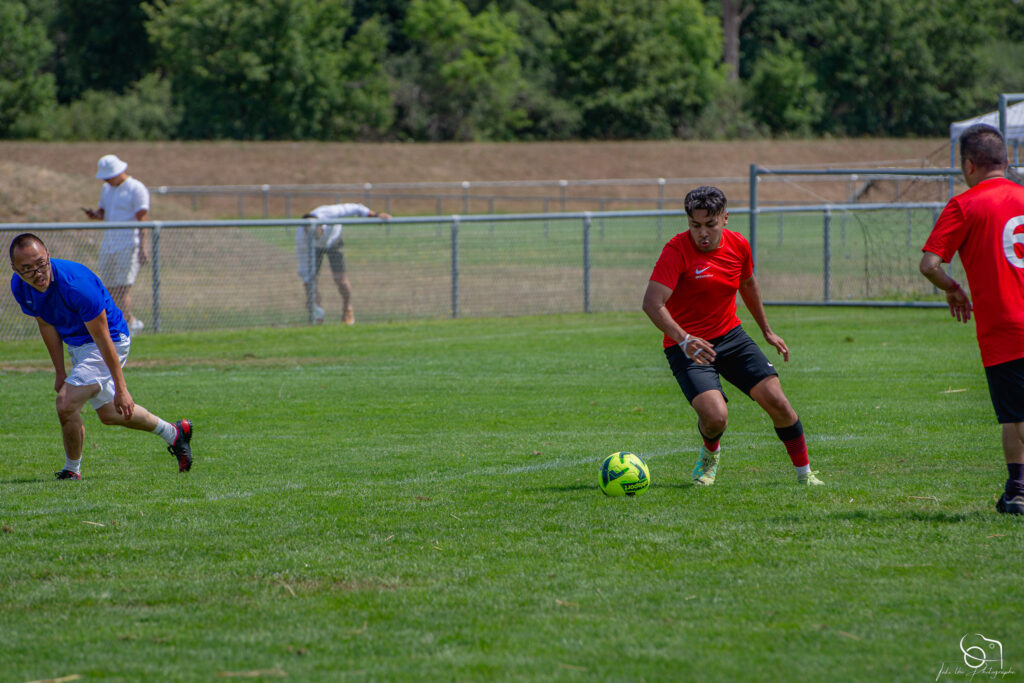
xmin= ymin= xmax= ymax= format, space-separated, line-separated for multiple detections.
xmin=3 ymin=0 xmax=1022 ymax=142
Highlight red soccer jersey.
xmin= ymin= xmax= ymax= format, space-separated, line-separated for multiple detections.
xmin=923 ymin=177 xmax=1024 ymax=367
xmin=649 ymin=228 xmax=753 ymax=348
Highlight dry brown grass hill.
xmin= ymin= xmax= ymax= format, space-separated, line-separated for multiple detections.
xmin=0 ymin=139 xmax=951 ymax=222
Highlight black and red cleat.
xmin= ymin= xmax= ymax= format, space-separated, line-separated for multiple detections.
xmin=55 ymin=469 xmax=81 ymax=480
xmin=168 ymin=419 xmax=194 ymax=472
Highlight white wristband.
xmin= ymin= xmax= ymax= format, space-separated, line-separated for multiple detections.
xmin=681 ymin=334 xmax=694 ymax=359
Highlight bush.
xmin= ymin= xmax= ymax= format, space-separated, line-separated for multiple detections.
xmin=26 ymin=73 xmax=180 ymax=141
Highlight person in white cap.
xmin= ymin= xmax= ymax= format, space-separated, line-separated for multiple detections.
xmin=298 ymin=202 xmax=390 ymax=325
xmin=82 ymin=154 xmax=149 ymax=333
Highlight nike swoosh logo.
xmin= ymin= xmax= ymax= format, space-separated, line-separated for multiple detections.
xmin=696 ymin=266 xmax=711 ymax=274
xmin=767 ymin=362 xmax=774 ymax=367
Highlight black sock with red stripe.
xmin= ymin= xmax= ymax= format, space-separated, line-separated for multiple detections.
xmin=1007 ymin=463 xmax=1024 ymax=498
xmin=698 ymin=423 xmax=721 ymax=452
xmin=775 ymin=418 xmax=809 ymax=468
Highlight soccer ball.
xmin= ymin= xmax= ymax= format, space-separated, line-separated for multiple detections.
xmin=599 ymin=452 xmax=650 ymax=497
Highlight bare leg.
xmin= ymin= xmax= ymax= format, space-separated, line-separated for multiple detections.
xmin=333 ymin=273 xmax=352 ymax=312
xmin=55 ymin=383 xmax=100 ymax=461
xmin=109 ymin=285 xmax=134 ymax=322
xmin=302 ymin=281 xmax=323 ymax=307
xmin=749 ymin=376 xmax=799 ymax=428
xmin=95 ymin=402 xmax=160 ymax=431
xmin=691 ymin=389 xmax=728 ymax=440
xmin=1003 ymin=423 xmax=1024 ymax=465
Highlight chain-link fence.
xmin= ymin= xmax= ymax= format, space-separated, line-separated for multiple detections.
xmin=2 ymin=205 xmax=952 ymax=340
xmin=0 ymin=212 xmax=680 ymax=339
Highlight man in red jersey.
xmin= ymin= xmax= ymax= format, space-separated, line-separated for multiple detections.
xmin=920 ymin=124 xmax=1024 ymax=515
xmin=642 ymin=185 xmax=823 ymax=486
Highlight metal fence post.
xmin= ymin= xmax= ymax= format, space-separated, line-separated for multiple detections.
xmin=262 ymin=184 xmax=270 ymax=218
xmin=306 ymin=220 xmax=317 ymax=324
xmin=152 ymin=222 xmax=162 ymax=333
xmin=451 ymin=217 xmax=460 ymax=319
xmin=823 ymin=208 xmax=832 ymax=302
xmin=657 ymin=178 xmax=665 ymax=244
xmin=583 ymin=214 xmax=591 ymax=313
xmin=462 ymin=182 xmax=470 ymax=214
xmin=560 ymin=180 xmax=568 ymax=212
xmin=749 ymin=164 xmax=759 ymax=275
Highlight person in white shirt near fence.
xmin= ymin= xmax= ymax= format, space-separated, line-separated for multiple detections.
xmin=298 ymin=202 xmax=390 ymax=325
xmin=82 ymin=154 xmax=150 ymax=333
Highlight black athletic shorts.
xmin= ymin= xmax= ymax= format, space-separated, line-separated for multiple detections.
xmin=313 ymin=242 xmax=346 ymax=277
xmin=985 ymin=357 xmax=1024 ymax=424
xmin=664 ymin=325 xmax=779 ymax=404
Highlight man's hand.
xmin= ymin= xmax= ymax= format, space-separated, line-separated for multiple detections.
xmin=681 ymin=334 xmax=716 ymax=365
xmin=54 ymin=370 xmax=66 ymax=393
xmin=138 ymin=248 xmax=149 ymax=266
xmin=82 ymin=207 xmax=101 ymax=220
xmin=946 ymin=284 xmax=972 ymax=323
xmin=764 ymin=330 xmax=790 ymax=362
xmin=113 ymin=387 xmax=135 ymax=418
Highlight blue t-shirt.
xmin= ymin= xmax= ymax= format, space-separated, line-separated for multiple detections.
xmin=10 ymin=258 xmax=129 ymax=347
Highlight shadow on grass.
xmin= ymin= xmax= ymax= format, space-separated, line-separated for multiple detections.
xmin=531 ymin=482 xmax=694 ymax=493
xmin=774 ymin=508 xmax=984 ymax=524
xmin=0 ymin=477 xmax=50 ymax=485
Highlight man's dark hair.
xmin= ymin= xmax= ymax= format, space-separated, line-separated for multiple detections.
xmin=684 ymin=186 xmax=727 ymax=217
xmin=960 ymin=124 xmax=1007 ymax=170
xmin=9 ymin=233 xmax=46 ymax=263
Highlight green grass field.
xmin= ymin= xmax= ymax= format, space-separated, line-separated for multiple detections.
xmin=2 ymin=308 xmax=1021 ymax=682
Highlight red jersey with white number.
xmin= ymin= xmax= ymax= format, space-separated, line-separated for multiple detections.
xmin=650 ymin=229 xmax=753 ymax=348
xmin=923 ymin=177 xmax=1024 ymax=367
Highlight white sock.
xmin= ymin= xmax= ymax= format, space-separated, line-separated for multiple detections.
xmin=152 ymin=418 xmax=177 ymax=444
xmin=795 ymin=464 xmax=811 ymax=476
xmin=64 ymin=457 xmax=81 ymax=474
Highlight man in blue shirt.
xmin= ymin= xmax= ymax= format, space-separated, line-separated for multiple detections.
xmin=9 ymin=233 xmax=193 ymax=479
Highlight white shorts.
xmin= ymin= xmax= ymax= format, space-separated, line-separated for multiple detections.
xmin=97 ymin=246 xmax=140 ymax=287
xmin=66 ymin=335 xmax=131 ymax=409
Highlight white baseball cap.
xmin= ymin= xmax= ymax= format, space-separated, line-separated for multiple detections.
xmin=96 ymin=154 xmax=128 ymax=179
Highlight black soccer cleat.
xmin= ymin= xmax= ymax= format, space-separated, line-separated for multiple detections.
xmin=996 ymin=493 xmax=1024 ymax=515
xmin=55 ymin=469 xmax=81 ymax=480
xmin=168 ymin=419 xmax=194 ymax=472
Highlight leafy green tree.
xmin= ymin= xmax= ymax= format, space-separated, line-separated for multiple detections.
xmin=395 ymin=0 xmax=528 ymax=140
xmin=32 ymin=72 xmax=180 ymax=140
xmin=747 ymin=37 xmax=823 ymax=134
xmin=551 ymin=0 xmax=724 ymax=139
xmin=146 ymin=0 xmax=392 ymax=139
xmin=51 ymin=0 xmax=155 ymax=103
xmin=0 ymin=1 xmax=57 ymax=138
xmin=792 ymin=0 xmax=996 ymax=135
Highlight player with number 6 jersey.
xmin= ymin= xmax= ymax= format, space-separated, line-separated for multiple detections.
xmin=920 ymin=123 xmax=1024 ymax=515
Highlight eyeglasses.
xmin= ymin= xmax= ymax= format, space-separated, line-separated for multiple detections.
xmin=17 ymin=259 xmax=49 ymax=278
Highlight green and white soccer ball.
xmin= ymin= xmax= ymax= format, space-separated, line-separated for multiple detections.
xmin=599 ymin=451 xmax=650 ymax=497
